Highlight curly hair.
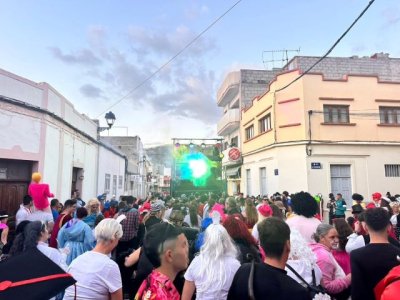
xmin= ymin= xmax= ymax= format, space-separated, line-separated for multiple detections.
xmin=291 ymin=191 xmax=318 ymax=218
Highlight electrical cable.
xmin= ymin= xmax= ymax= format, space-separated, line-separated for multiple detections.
xmin=96 ymin=0 xmax=243 ymax=118
xmin=275 ymin=0 xmax=376 ymax=92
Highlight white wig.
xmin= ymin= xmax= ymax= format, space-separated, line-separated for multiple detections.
xmin=95 ymin=218 xmax=123 ymax=243
xmin=196 ymin=212 xmax=238 ymax=294
xmin=288 ymin=229 xmax=317 ymax=268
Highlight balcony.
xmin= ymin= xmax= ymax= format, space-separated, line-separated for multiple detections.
xmin=217 ymin=108 xmax=240 ymax=136
xmin=217 ymin=71 xmax=240 ymax=107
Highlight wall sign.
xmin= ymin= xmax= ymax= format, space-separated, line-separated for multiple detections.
xmin=274 ymin=169 xmax=279 ymax=176
xmin=311 ymin=162 xmax=322 ymax=169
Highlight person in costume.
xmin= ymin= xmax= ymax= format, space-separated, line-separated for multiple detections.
xmin=28 ymin=172 xmax=54 ymax=212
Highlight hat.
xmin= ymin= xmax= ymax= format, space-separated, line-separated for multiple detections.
xmin=0 ymin=248 xmax=75 ymax=300
xmin=372 ymin=192 xmax=382 ymax=201
xmin=352 ymin=193 xmax=364 ymax=201
xmin=139 ymin=202 xmax=151 ymax=214
xmin=143 ymin=222 xmax=182 ymax=268
xmin=0 ymin=214 xmax=8 ymax=220
xmin=258 ymin=204 xmax=272 ymax=217
xmin=150 ymin=200 xmax=165 ymax=213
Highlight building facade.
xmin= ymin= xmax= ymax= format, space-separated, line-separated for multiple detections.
xmin=100 ymin=136 xmax=149 ymax=198
xmin=240 ymin=53 xmax=400 ymax=206
xmin=0 ymin=68 xmax=125 ymax=214
xmin=216 ymin=69 xmax=279 ymax=196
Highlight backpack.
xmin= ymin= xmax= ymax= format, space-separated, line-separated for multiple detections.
xmin=374 ymin=265 xmax=400 ymax=299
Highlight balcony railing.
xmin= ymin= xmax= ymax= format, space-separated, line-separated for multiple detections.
xmin=217 ymin=71 xmax=240 ymax=107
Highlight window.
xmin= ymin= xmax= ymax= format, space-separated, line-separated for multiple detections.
xmin=112 ymin=175 xmax=117 ymax=196
xmin=259 ymin=167 xmax=267 ymax=196
xmin=246 ymin=169 xmax=252 ymax=196
xmin=323 ymin=105 xmax=350 ymax=123
xmin=118 ymin=175 xmax=123 ymax=189
xmin=380 ymin=107 xmax=400 ymax=124
xmin=385 ymin=164 xmax=400 ymax=177
xmin=259 ymin=114 xmax=272 ymax=133
xmin=230 ymin=136 xmax=238 ymax=147
xmin=104 ymin=174 xmax=111 ymax=192
xmin=245 ymin=125 xmax=254 ymax=141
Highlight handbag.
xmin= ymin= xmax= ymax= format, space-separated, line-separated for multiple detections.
xmin=286 ymin=263 xmax=328 ymax=299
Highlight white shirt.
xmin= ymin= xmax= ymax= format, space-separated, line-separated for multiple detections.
xmin=391 ymin=214 xmax=398 ymax=226
xmin=184 ymin=255 xmax=240 ymax=300
xmin=63 ymin=251 xmax=122 ymax=300
xmin=37 ymin=241 xmax=67 ymax=271
xmin=252 ymin=224 xmax=260 ymax=242
xmin=345 ymin=233 xmax=365 ymax=253
xmin=26 ymin=210 xmax=54 ymax=224
xmin=286 ymin=260 xmax=323 ymax=287
xmin=15 ymin=205 xmax=31 ymax=226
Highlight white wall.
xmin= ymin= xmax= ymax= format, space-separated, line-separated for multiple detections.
xmin=98 ymin=146 xmax=125 ymax=200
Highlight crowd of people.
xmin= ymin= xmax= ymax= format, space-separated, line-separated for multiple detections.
xmin=1 ymin=183 xmax=400 ymax=299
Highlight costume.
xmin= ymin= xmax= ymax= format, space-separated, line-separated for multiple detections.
xmin=28 ymin=172 xmax=53 ymax=211
xmin=57 ymin=219 xmax=95 ymax=265
xmin=135 ymin=270 xmax=180 ymax=300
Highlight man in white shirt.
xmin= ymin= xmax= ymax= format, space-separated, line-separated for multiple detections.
xmin=15 ymin=195 xmax=33 ymax=226
xmin=27 ymin=208 xmax=54 ymax=232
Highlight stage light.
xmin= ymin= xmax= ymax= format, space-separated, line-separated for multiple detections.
xmin=189 ymin=142 xmax=195 ymax=148
xmin=189 ymin=158 xmax=207 ymax=178
xmin=175 ymin=142 xmax=180 ymax=148
xmin=201 ymin=143 xmax=206 ymax=148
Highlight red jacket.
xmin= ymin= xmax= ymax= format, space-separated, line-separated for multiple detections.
xmin=375 ymin=265 xmax=400 ymax=300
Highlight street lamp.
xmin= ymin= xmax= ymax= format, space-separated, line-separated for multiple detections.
xmin=98 ymin=111 xmax=116 ymax=132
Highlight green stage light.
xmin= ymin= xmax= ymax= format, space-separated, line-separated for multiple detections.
xmin=189 ymin=158 xmax=207 ymax=178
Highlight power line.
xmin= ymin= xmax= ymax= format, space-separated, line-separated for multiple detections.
xmin=275 ymin=0 xmax=376 ymax=93
xmin=96 ymin=0 xmax=243 ymax=118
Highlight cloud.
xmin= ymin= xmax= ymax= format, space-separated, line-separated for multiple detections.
xmin=80 ymin=84 xmax=103 ymax=98
xmin=49 ymin=47 xmax=102 ymax=66
xmin=184 ymin=4 xmax=209 ymax=20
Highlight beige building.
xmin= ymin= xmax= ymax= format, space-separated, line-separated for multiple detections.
xmin=240 ymin=53 xmax=400 ymax=205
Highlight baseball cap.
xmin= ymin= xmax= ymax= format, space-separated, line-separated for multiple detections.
xmin=372 ymin=192 xmax=382 ymax=200
xmin=258 ymin=204 xmax=272 ymax=217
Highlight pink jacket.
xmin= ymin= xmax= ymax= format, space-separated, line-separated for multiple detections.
xmin=310 ymin=243 xmax=351 ymax=294
xmin=28 ymin=183 xmax=54 ymax=210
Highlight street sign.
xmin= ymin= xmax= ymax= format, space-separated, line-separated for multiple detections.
xmin=228 ymin=147 xmax=241 ymax=161
xmin=311 ymin=162 xmax=322 ymax=169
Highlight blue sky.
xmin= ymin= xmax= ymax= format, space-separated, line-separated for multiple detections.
xmin=1 ymin=0 xmax=399 ymax=146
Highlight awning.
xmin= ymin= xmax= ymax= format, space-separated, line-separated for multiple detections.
xmin=225 ymin=166 xmax=241 ymax=177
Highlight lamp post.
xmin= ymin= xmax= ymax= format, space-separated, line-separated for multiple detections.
xmin=98 ymin=111 xmax=116 ymax=133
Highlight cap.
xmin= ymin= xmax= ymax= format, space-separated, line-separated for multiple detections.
xmin=372 ymin=192 xmax=382 ymax=200
xmin=258 ymin=204 xmax=272 ymax=217
xmin=150 ymin=200 xmax=165 ymax=213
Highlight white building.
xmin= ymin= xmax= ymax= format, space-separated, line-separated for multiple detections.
xmin=0 ymin=68 xmax=125 ymax=214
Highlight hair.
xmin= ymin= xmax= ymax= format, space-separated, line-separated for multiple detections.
xmin=188 ymin=201 xmax=199 ymax=227
xmin=347 ymin=216 xmax=356 ymax=230
xmin=333 ymin=218 xmax=353 ymax=250
xmin=270 ymin=204 xmax=284 ymax=219
xmin=23 ymin=195 xmax=32 ymax=206
xmin=364 ymin=207 xmax=390 ymax=232
xmin=86 ymin=198 xmax=101 ymax=214
xmin=118 ymin=201 xmax=127 ymax=211
xmin=197 ymin=222 xmax=238 ymax=294
xmin=291 ymin=192 xmax=318 ymax=218
xmin=9 ymin=221 xmax=31 ymax=255
xmin=10 ymin=221 xmax=45 ymax=255
xmin=223 ymin=215 xmax=258 ymax=247
xmin=76 ymin=207 xmax=88 ymax=219
xmin=337 ymin=193 xmax=342 ymax=197
xmin=94 ymin=214 xmax=105 ymax=228
xmin=94 ymin=218 xmax=123 ymax=243
xmin=169 ymin=210 xmax=184 ymax=226
xmin=226 ymin=197 xmax=238 ymax=212
xmin=258 ymin=217 xmax=290 ymax=259
xmin=64 ymin=199 xmax=76 ymax=209
xmin=313 ymin=224 xmax=334 ymax=243
xmin=244 ymin=198 xmax=258 ymax=225
xmin=143 ymin=222 xmax=183 ymax=268
xmin=50 ymin=199 xmax=59 ymax=207
xmin=125 ymin=196 xmax=135 ymax=205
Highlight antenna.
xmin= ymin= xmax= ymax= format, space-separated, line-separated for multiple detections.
xmin=262 ymin=48 xmax=301 ymax=70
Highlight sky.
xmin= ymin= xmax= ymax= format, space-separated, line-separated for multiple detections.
xmin=1 ymin=0 xmax=399 ymax=146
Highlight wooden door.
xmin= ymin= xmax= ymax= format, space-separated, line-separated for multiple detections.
xmin=0 ymin=182 xmax=29 ymax=215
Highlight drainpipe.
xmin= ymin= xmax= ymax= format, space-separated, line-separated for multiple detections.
xmin=273 ymin=91 xmax=277 ymax=143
